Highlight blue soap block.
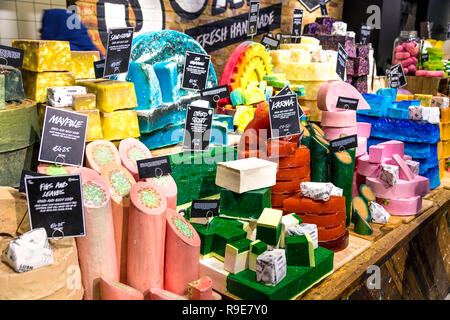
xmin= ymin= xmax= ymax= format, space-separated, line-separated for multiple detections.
xmin=359 ymin=94 xmax=392 ymax=117
xmin=126 ymin=62 xmax=162 ymax=110
xmin=367 ymin=138 xmax=436 ymax=160
xmin=140 ymin=120 xmax=228 ymax=150
xmin=397 ymin=100 xmax=420 ymax=110
xmin=213 ymin=114 xmax=234 ymax=132
xmin=414 ymin=154 xmax=439 ymax=175
xmin=387 ymin=107 xmax=409 ymax=119
xmin=376 ymin=88 xmax=397 ymax=102
xmin=230 ymin=89 xmax=244 ymax=106
xmin=153 ymin=61 xmax=180 ymax=103
xmin=423 ymin=165 xmax=440 ymax=190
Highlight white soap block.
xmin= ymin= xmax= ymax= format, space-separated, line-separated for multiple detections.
xmin=300 ymin=182 xmax=334 ymax=201
xmin=287 ymin=223 xmax=319 ymax=249
xmin=421 ymin=106 xmax=430 ymax=121
xmin=216 ymin=157 xmax=277 ymax=194
xmin=311 ymin=50 xmax=327 ymax=63
xmin=369 ymin=202 xmax=390 ymax=224
xmin=324 ymin=50 xmax=338 ymax=64
xmin=428 ymin=107 xmax=440 ymax=124
xmin=199 ymin=257 xmax=229 ymax=294
xmin=346 ymin=31 xmax=356 ymax=39
xmin=224 ymin=244 xmax=249 ymax=275
xmin=332 ymin=21 xmax=347 ymax=36
xmin=380 ymin=164 xmax=399 ymax=187
xmin=256 ymin=249 xmax=286 ymax=286
xmin=280 ymin=213 xmax=301 ymax=248
xmin=191 ymin=99 xmax=211 ymax=109
xmin=47 ymin=86 xmax=86 ymax=107
xmin=1 ymin=228 xmax=53 ymax=273
xmin=406 ymin=159 xmax=420 ymax=175
xmin=331 ymin=185 xmax=343 ymax=196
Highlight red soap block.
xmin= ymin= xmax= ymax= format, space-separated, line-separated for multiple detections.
xmin=319 ymin=229 xmax=349 ymax=252
xmin=266 ymin=139 xmax=297 ymax=158
xmin=271 ymin=146 xmax=310 ymax=169
xmin=271 ymin=192 xmax=298 ymax=207
xmin=297 ymin=210 xmax=346 ymax=228
xmin=100 ymin=278 xmax=144 ymax=300
xmin=276 ymin=165 xmax=310 ymax=181
xmin=318 ymin=221 xmax=346 ymax=242
xmin=271 ymin=175 xmax=310 ymax=194
xmin=188 ymin=276 xmax=213 ymax=300
xmin=283 ymin=195 xmax=345 ymax=214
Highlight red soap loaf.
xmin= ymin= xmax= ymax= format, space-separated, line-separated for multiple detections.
xmin=297 ymin=210 xmax=346 ymax=228
xmin=266 ymin=139 xmax=297 ymax=158
xmin=317 ymin=221 xmax=347 ymax=242
xmin=146 ymin=174 xmax=178 ymax=211
xmin=320 ymin=229 xmax=349 ymax=252
xmin=119 ymin=138 xmax=152 ymax=181
xmin=86 ymin=140 xmax=121 ymax=174
xmin=271 ymin=192 xmax=298 ymax=207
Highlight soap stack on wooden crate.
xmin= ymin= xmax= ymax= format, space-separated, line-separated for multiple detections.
xmin=0 ymin=63 xmax=39 ymax=187
xmin=346 ymin=44 xmax=371 ymax=94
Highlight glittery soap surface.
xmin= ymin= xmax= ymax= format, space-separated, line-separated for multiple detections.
xmin=21 ymin=70 xmax=75 ymax=103
xmin=83 ymin=182 xmax=107 ymax=207
xmin=101 ymin=110 xmax=140 ymax=141
xmin=138 ymin=187 xmax=161 ymax=209
xmin=130 ymin=30 xmax=217 ymax=98
xmin=109 ymin=170 xmax=131 ymax=197
xmin=173 ymin=217 xmax=193 ymax=238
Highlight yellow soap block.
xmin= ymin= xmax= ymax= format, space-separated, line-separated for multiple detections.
xmin=269 ymin=50 xmax=291 ymax=65
xmin=71 ymin=51 xmax=100 ymax=80
xmin=289 ymin=49 xmax=311 ymax=64
xmin=301 ymin=36 xmax=321 ymax=46
xmin=76 ymin=109 xmax=103 ymax=141
xmin=78 ymin=79 xmax=138 ymax=113
xmin=414 ymin=94 xmax=432 ymax=107
xmin=21 ymin=70 xmax=76 ymax=103
xmin=37 ymin=104 xmax=73 ymax=129
xmin=291 ymin=80 xmax=327 ymax=100
xmin=439 ymin=160 xmax=445 ymax=180
xmin=281 ymin=43 xmax=321 ymax=52
xmin=12 ymin=40 xmax=71 ymax=72
xmin=101 ymin=110 xmax=140 ymax=141
xmin=72 ymin=93 xmax=96 ymax=111
xmin=234 ymin=105 xmax=256 ymax=132
xmin=301 ymin=99 xmax=322 ymax=122
xmin=285 ymin=63 xmax=338 ymax=81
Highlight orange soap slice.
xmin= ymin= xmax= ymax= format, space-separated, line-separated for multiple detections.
xmin=271 ymin=175 xmax=310 ymax=194
xmin=266 ymin=139 xmax=297 ymax=158
xmin=317 ymin=221 xmax=347 ymax=242
xmin=276 ymin=165 xmax=310 ymax=181
xmin=297 ymin=210 xmax=346 ymax=228
xmin=272 ymin=146 xmax=310 ymax=169
xmin=271 ymin=192 xmax=299 ymax=207
xmin=283 ymin=195 xmax=345 ymax=214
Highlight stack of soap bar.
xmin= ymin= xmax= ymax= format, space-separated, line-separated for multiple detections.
xmin=287 ymin=223 xmax=319 ymax=249
xmin=285 ymin=234 xmax=315 ymax=267
xmin=71 ymin=51 xmax=100 ymax=79
xmin=101 ymin=110 xmax=140 ymax=141
xmin=0 ymin=66 xmax=25 ymax=102
xmin=47 ymin=86 xmax=86 ymax=107
xmin=72 ymin=93 xmax=96 ymax=110
xmin=126 ymin=62 xmax=162 ymax=111
xmin=76 ymin=109 xmax=103 ymax=141
xmin=12 ymin=40 xmax=71 ymax=72
xmin=224 ymin=238 xmax=252 ymax=274
xmin=78 ymin=80 xmax=138 ymax=113
xmin=256 ymin=208 xmax=282 ymax=246
xmin=22 ymin=70 xmax=76 ymax=103
xmin=219 ymin=187 xmax=271 ymax=220
xmin=153 ymin=61 xmax=179 ymax=103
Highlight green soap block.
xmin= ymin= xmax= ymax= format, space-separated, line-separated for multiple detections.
xmin=193 ymin=224 xmax=216 ymax=255
xmin=213 ymin=225 xmax=247 ymax=258
xmin=286 ymin=235 xmax=315 ymax=267
xmin=176 ymin=175 xmax=203 ymax=205
xmin=256 ymin=209 xmax=282 ymax=246
xmin=229 ymin=238 xmax=252 ymax=253
xmin=199 ymin=174 xmax=221 ymax=199
xmin=0 ymin=66 xmax=25 ymax=102
xmin=227 ymin=247 xmax=334 ymax=300
xmin=219 ymin=187 xmax=271 ymax=220
xmin=0 ymin=144 xmax=34 ymax=188
xmin=0 ymin=74 xmax=4 ymax=110
xmin=250 ymin=240 xmax=267 ymax=255
xmin=267 ymin=80 xmax=290 ymax=88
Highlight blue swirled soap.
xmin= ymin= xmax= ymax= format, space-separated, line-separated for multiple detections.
xmin=153 ymin=61 xmax=179 ymax=103
xmin=126 ymin=62 xmax=162 ymax=110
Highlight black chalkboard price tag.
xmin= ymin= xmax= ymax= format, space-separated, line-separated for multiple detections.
xmin=38 ymin=107 xmax=88 ymax=167
xmin=103 ymin=27 xmax=134 ymax=77
xmin=200 ymin=85 xmax=230 ymax=104
xmin=387 ymin=63 xmax=407 ymax=89
xmin=261 ymin=35 xmax=280 ymax=50
xmin=268 ymin=94 xmax=301 ymax=139
xmin=181 ymin=51 xmax=211 ymax=91
xmin=319 ymin=0 xmax=328 ymax=16
xmin=19 ymin=170 xmax=47 ymax=193
xmin=330 ymin=135 xmax=358 ymax=153
xmin=190 ymin=200 xmax=220 ymax=218
xmin=360 ymin=25 xmax=372 ymax=45
xmin=94 ymin=59 xmax=105 ymax=79
xmin=0 ymin=45 xmax=24 ymax=68
xmin=280 ymin=34 xmax=292 ymax=44
xmin=421 ymin=53 xmax=429 ymax=63
xmin=336 ymin=43 xmax=348 ymax=81
xmin=137 ymin=156 xmax=172 ymax=180
xmin=24 ymin=175 xmax=86 ymax=239
xmin=182 ymin=104 xmax=214 ymax=152
xmin=247 ymin=0 xmax=260 ymax=36
xmin=336 ymin=96 xmax=359 ymax=110
xmin=292 ymin=8 xmax=304 ymax=36
xmin=276 ymin=86 xmax=305 ymax=118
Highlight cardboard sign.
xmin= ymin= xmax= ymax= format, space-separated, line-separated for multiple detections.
xmin=190 ymin=200 xmax=220 ymax=218
xmin=25 ymin=175 xmax=85 ymax=239
xmin=182 ymin=104 xmax=214 ymax=152
xmin=360 ymin=25 xmax=372 ymax=45
xmin=38 ymin=107 xmax=88 ymax=167
xmin=248 ymin=0 xmax=260 ymax=36
xmin=330 ymin=135 xmax=358 ymax=153
xmin=319 ymin=0 xmax=328 ymax=16
xmin=137 ymin=156 xmax=172 ymax=180
xmin=292 ymin=8 xmax=304 ymax=36
xmin=201 ymin=85 xmax=230 ymax=104
xmin=387 ymin=63 xmax=407 ymax=89
xmin=336 ymin=43 xmax=348 ymax=81
xmin=94 ymin=59 xmax=105 ymax=79
xmin=181 ymin=51 xmax=211 ymax=91
xmin=261 ymin=35 xmax=280 ymax=50
xmin=0 ymin=45 xmax=24 ymax=68
xmin=103 ymin=27 xmax=134 ymax=77
xmin=336 ymin=96 xmax=359 ymax=110
xmin=19 ymin=170 xmax=46 ymax=193
xmin=268 ymin=94 xmax=301 ymax=139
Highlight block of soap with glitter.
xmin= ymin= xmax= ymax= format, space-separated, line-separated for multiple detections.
xmin=71 ymin=51 xmax=100 ymax=80
xmin=101 ymin=110 xmax=140 ymax=141
xmin=126 ymin=62 xmax=162 ymax=110
xmin=153 ymin=61 xmax=179 ymax=103
xmin=21 ymin=70 xmax=75 ymax=103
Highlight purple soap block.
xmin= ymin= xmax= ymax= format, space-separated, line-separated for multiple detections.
xmin=315 ymin=17 xmax=335 ymax=28
xmin=346 ymin=59 xmax=355 ymax=76
xmin=304 ymin=23 xmax=318 ymax=35
xmin=352 ymin=75 xmax=368 ymax=94
xmin=316 ymin=24 xmax=332 ymax=35
xmin=345 ymin=40 xmax=357 ymax=58
xmin=357 ymin=45 xmax=370 ymax=59
xmin=352 ymin=57 xmax=370 ymax=76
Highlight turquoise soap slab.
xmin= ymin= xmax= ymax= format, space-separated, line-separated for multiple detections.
xmin=153 ymin=61 xmax=180 ymax=103
xmin=126 ymin=62 xmax=162 ymax=110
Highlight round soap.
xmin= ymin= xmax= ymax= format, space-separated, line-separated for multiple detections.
xmin=119 ymin=138 xmax=152 ymax=181
xmin=321 ymin=111 xmax=357 ymax=127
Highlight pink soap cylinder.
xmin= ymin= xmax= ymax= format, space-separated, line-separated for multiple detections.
xmin=145 ymin=174 xmax=178 ymax=210
xmin=377 ymin=196 xmax=422 ymax=216
xmin=321 ymin=110 xmax=356 ymax=127
xmin=74 ymin=167 xmax=119 ymax=300
xmin=100 ymin=278 xmax=144 ymax=300
xmin=323 ymin=126 xmax=357 ymax=141
xmin=164 ymin=209 xmax=201 ymax=295
xmin=317 ymin=80 xmax=371 ymax=111
xmin=127 ymin=181 xmax=167 ymax=293
xmin=119 ymin=138 xmax=152 ymax=181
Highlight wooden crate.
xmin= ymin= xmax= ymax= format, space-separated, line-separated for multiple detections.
xmin=404 ymin=76 xmax=441 ymax=95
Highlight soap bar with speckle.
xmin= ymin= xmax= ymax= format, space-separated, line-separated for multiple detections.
xmin=72 ymin=93 xmax=96 ymax=111
xmin=0 ymin=65 xmax=26 ymax=102
xmin=78 ymin=79 xmax=138 ymax=113
xmin=101 ymin=110 xmax=140 ymax=141
xmin=71 ymin=51 xmax=100 ymax=79
xmin=76 ymin=109 xmax=103 ymax=141
xmin=153 ymin=61 xmax=179 ymax=103
xmin=21 ymin=70 xmax=75 ymax=103
xmin=126 ymin=62 xmax=162 ymax=110
xmin=12 ymin=40 xmax=71 ymax=72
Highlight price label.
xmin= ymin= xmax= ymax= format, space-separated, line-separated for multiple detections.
xmin=38 ymin=107 xmax=88 ymax=167
xmin=292 ymin=8 xmax=304 ymax=36
xmin=387 ymin=63 xmax=407 ymax=89
xmin=360 ymin=25 xmax=372 ymax=45
xmin=336 ymin=96 xmax=359 ymax=110
xmin=0 ymin=45 xmax=24 ymax=68
xmin=137 ymin=156 xmax=172 ymax=180
xmin=94 ymin=59 xmax=105 ymax=79
xmin=201 ymin=85 xmax=230 ymax=104
xmin=261 ymin=35 xmax=280 ymax=50
xmin=19 ymin=170 xmax=46 ymax=193
xmin=181 ymin=51 xmax=211 ymax=91
xmin=182 ymin=104 xmax=214 ymax=152
xmin=248 ymin=0 xmax=260 ymax=36
xmin=103 ymin=27 xmax=134 ymax=77
xmin=25 ymin=175 xmax=86 ymax=239
xmin=190 ymin=200 xmax=220 ymax=218
xmin=268 ymin=93 xmax=301 ymax=139
xmin=330 ymin=135 xmax=358 ymax=153
xmin=336 ymin=43 xmax=348 ymax=81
